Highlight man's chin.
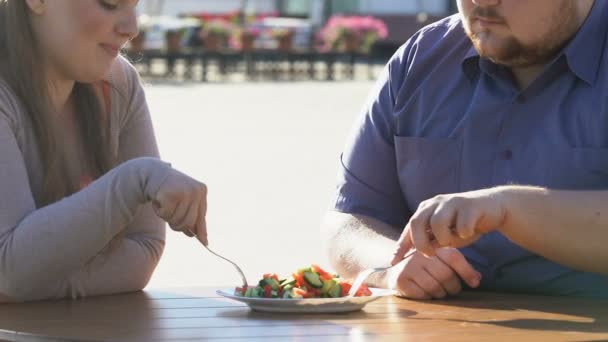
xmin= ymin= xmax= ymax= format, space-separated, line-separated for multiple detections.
xmin=474 ymin=44 xmax=504 ymax=60
xmin=472 ymin=39 xmax=520 ymax=65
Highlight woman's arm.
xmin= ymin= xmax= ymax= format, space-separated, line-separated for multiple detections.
xmin=64 ymin=59 xmax=169 ymax=299
xmin=0 ymin=59 xmax=171 ymax=302
xmin=0 ymin=109 xmax=170 ymax=301
xmin=66 ymin=203 xmax=164 ymax=299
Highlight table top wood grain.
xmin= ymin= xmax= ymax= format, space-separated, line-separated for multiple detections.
xmin=1 ymin=287 xmax=606 ymax=341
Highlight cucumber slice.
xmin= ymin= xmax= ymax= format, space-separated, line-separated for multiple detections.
xmin=321 ymin=278 xmax=337 ymax=295
xmin=328 ymin=283 xmax=342 ymax=298
xmin=251 ymin=286 xmax=263 ymax=297
xmin=266 ymin=278 xmax=280 ymax=290
xmin=259 ymin=277 xmax=280 ymax=290
xmin=303 ymin=271 xmax=323 ymax=288
xmin=298 ymin=266 xmax=312 ymax=273
xmin=280 ymin=277 xmax=296 ymax=288
xmin=287 ymin=288 xmax=304 ymax=299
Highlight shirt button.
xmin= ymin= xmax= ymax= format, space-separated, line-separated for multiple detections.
xmin=502 ymin=149 xmax=513 ymax=160
xmin=495 ymin=269 xmax=505 ymax=279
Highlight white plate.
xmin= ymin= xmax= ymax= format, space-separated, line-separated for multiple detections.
xmin=216 ymin=288 xmax=397 ymax=313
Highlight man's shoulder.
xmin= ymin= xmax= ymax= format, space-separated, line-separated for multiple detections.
xmin=396 ymin=14 xmax=470 ymax=62
xmin=417 ymin=14 xmax=467 ymax=41
xmin=388 ymin=14 xmax=472 ymax=85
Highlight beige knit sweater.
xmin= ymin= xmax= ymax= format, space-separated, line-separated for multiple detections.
xmin=0 ymin=57 xmax=172 ymax=302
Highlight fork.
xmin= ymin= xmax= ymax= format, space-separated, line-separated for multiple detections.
xmin=186 ymin=229 xmax=248 ymax=290
xmin=347 ymin=249 xmax=417 ymax=297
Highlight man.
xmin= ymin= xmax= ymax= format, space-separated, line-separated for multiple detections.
xmin=322 ymin=0 xmax=608 ymax=299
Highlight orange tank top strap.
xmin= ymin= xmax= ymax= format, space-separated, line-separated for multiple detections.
xmin=80 ymin=80 xmax=112 ymax=190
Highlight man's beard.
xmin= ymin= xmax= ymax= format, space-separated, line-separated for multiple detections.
xmin=464 ymin=3 xmax=578 ymax=68
xmin=467 ymin=32 xmax=559 ymax=67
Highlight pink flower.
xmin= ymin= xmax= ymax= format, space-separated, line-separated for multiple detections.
xmin=319 ymin=15 xmax=389 ymax=52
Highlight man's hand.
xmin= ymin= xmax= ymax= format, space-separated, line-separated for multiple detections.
xmin=385 ymin=248 xmax=481 ymax=299
xmin=392 ymin=188 xmax=508 ymax=262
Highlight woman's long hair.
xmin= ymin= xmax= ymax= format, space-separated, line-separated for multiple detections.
xmin=0 ymin=0 xmax=115 ymax=206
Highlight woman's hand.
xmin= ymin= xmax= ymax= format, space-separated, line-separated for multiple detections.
xmin=152 ymin=168 xmax=208 ymax=244
xmin=386 ymin=248 xmax=481 ymax=299
xmin=392 ymin=188 xmax=507 ymax=261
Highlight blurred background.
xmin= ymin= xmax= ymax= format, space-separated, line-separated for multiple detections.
xmin=139 ymin=0 xmax=456 ymax=289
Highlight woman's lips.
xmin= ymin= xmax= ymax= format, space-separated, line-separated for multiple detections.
xmin=100 ymin=43 xmax=120 ymax=57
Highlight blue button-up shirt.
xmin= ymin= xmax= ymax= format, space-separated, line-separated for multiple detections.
xmin=333 ymin=1 xmax=608 ymax=298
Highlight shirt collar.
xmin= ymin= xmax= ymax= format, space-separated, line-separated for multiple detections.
xmin=563 ymin=0 xmax=607 ymax=85
xmin=461 ymin=45 xmax=480 ymax=82
xmin=461 ymin=0 xmax=608 ymax=85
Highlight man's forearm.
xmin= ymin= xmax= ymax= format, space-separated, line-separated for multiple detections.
xmin=500 ymin=186 xmax=608 ymax=274
xmin=321 ymin=211 xmax=401 ymax=286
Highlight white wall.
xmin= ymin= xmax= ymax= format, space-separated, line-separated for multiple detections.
xmin=137 ymin=0 xmax=451 ymax=19
xmin=138 ymin=0 xmax=276 ymax=16
xmin=359 ymin=0 xmax=449 ymax=15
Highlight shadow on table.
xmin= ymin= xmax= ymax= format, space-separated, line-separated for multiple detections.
xmin=417 ymin=291 xmax=608 ymax=334
xmin=213 ymin=298 xmax=418 ymax=340
xmin=0 ymin=289 xmax=416 ymax=341
xmin=212 ymin=298 xmax=417 ymax=321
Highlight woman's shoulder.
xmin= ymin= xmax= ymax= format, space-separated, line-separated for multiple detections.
xmin=105 ymin=56 xmax=142 ymax=98
xmin=0 ymin=76 xmax=24 ymax=125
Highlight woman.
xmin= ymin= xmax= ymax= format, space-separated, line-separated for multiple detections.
xmin=0 ymin=0 xmax=208 ymax=302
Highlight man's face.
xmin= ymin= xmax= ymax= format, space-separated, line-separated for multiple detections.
xmin=458 ymin=0 xmax=588 ymax=67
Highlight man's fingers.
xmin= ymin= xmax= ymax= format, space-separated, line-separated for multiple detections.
xmin=412 ymin=268 xmax=447 ymax=298
xmin=395 ymin=279 xmax=431 ymax=300
xmin=410 ymin=205 xmax=436 ymax=257
xmin=436 ymin=248 xmax=481 ymax=288
xmin=391 ymin=224 xmax=413 ymax=266
xmin=455 ymin=208 xmax=477 ymax=239
xmin=423 ymin=261 xmax=462 ymax=295
xmin=429 ymin=203 xmax=456 ymax=247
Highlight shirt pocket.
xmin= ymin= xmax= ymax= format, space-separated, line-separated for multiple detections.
xmin=545 ymin=147 xmax=608 ymax=189
xmin=394 ymin=136 xmax=462 ymax=210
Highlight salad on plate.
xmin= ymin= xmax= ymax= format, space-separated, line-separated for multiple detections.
xmin=234 ymin=264 xmax=372 ymax=299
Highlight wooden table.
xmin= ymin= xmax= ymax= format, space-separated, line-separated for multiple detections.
xmin=1 ymin=287 xmax=606 ymax=341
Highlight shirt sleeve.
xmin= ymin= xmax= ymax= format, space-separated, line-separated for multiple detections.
xmin=0 ymin=60 xmax=172 ymax=302
xmin=65 ymin=58 xmax=168 ymax=300
xmin=331 ymin=44 xmax=413 ymax=228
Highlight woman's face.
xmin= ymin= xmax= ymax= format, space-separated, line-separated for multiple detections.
xmin=28 ymin=0 xmax=139 ymax=83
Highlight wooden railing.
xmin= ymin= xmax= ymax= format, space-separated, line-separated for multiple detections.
xmin=125 ymin=48 xmax=379 ymax=82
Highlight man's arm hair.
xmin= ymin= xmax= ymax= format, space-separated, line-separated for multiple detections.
xmin=499 ymin=186 xmax=608 ymax=274
xmin=321 ymin=211 xmax=402 ymax=286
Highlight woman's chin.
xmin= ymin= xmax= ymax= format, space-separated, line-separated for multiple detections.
xmin=77 ymin=65 xmax=113 ymax=83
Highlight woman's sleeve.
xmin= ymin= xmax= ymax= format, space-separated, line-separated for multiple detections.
xmin=0 ymin=69 xmax=171 ymax=302
xmin=65 ymin=58 xmax=169 ymax=299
